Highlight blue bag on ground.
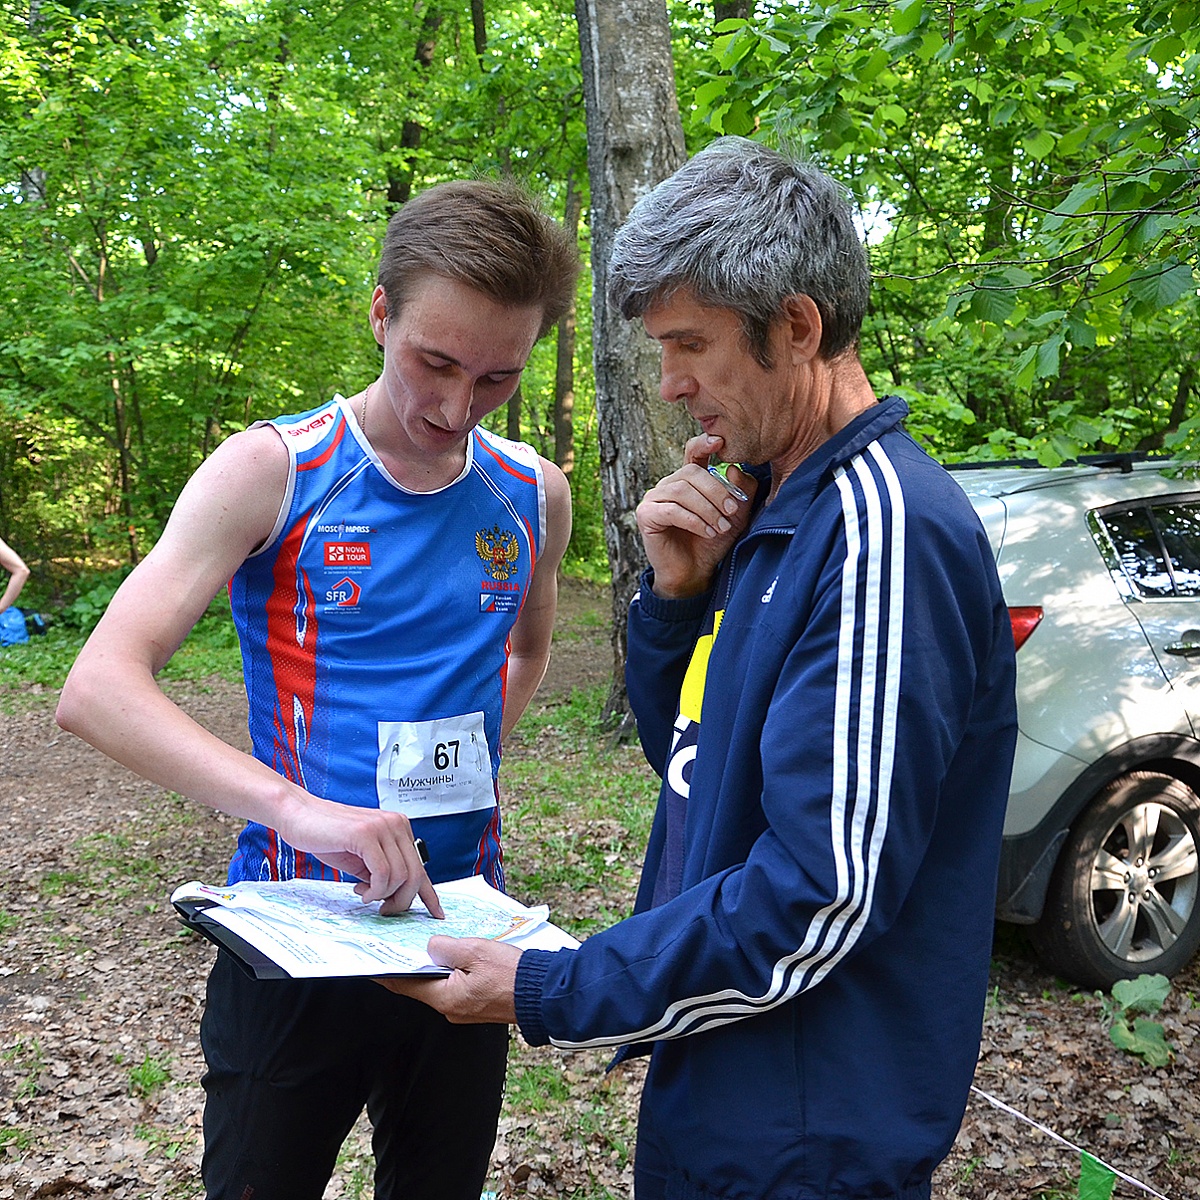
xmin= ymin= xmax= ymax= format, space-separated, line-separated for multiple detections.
xmin=0 ymin=607 xmax=29 ymax=646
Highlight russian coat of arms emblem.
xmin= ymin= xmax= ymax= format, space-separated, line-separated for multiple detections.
xmin=476 ymin=525 xmax=520 ymax=581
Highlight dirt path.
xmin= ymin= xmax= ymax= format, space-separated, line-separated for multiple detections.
xmin=1 ymin=578 xmax=1198 ymax=1199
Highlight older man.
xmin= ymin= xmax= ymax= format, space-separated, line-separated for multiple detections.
xmin=389 ymin=138 xmax=1017 ymax=1200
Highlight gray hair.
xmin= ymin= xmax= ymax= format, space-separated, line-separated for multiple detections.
xmin=608 ymin=137 xmax=870 ymax=365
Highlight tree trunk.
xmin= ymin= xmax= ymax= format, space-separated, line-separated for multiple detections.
xmin=553 ymin=174 xmax=582 ymax=478
xmin=714 ymin=1 xmax=753 ymax=21
xmin=575 ymin=0 xmax=692 ymax=729
xmin=108 ymin=353 xmax=139 ymax=566
xmin=385 ymin=5 xmax=445 ymax=210
xmin=20 ymin=1 xmax=46 ymax=205
xmin=506 ymin=383 xmax=523 ymax=442
xmin=1136 ymin=361 xmax=1197 ymax=453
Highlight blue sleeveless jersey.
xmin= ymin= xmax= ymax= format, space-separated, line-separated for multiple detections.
xmin=226 ymin=395 xmax=547 ymax=890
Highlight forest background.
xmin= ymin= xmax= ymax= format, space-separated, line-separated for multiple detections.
xmin=0 ymin=0 xmax=1198 ymax=625
xmin=1 ymin=5 xmax=1198 ymax=1196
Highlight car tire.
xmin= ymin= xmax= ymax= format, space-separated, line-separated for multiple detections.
xmin=1030 ymin=770 xmax=1200 ymax=990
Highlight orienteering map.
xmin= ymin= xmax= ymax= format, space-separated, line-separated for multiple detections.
xmin=171 ymin=874 xmax=577 ymax=977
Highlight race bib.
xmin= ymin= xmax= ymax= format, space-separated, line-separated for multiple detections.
xmin=375 ymin=712 xmax=494 ymax=818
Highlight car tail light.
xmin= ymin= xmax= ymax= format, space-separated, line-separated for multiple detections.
xmin=1008 ymin=606 xmax=1043 ymax=651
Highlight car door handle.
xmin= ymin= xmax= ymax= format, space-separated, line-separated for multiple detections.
xmin=1165 ymin=642 xmax=1200 ymax=656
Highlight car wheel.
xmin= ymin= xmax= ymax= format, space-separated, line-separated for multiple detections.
xmin=1031 ymin=770 xmax=1200 ymax=990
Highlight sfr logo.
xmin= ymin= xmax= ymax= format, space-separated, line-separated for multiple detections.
xmin=326 ymin=577 xmax=362 ymax=607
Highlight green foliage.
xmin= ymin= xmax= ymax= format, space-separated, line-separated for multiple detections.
xmin=0 ymin=1126 xmax=30 ymax=1156
xmin=127 ymin=1054 xmax=171 ymax=1099
xmin=0 ymin=0 xmax=382 ymax=558
xmin=1 ymin=1038 xmax=45 ymax=1100
xmin=8 ymin=0 xmax=1198 ymax=601
xmin=562 ymin=429 xmax=610 ymax=581
xmin=0 ymin=624 xmax=86 ymax=699
xmin=38 ymin=869 xmax=84 ymax=898
xmin=693 ymin=0 xmax=1200 ymax=463
xmin=1097 ymin=973 xmax=1175 ymax=1067
xmin=0 ymin=575 xmax=244 ymax=709
xmin=134 ymin=1124 xmax=183 ymax=1161
xmin=59 ymin=569 xmax=133 ymax=632
xmin=1 ymin=0 xmax=590 ymax=573
xmin=503 ymin=682 xmax=657 ymax=937
xmin=505 ymin=1060 xmax=573 ymax=1113
xmin=75 ymin=830 xmax=163 ymax=900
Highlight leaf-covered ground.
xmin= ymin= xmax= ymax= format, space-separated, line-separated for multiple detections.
xmin=1 ymin=579 xmax=1198 ymax=1200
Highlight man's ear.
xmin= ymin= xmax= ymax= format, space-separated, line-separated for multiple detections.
xmin=369 ymin=285 xmax=389 ymax=348
xmin=782 ymin=294 xmax=822 ymax=364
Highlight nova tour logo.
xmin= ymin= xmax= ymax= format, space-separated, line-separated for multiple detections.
xmin=324 ymin=541 xmax=371 ymax=567
xmin=476 ymin=525 xmax=520 ymax=581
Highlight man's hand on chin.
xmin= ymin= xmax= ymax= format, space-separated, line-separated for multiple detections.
xmin=376 ymin=936 xmax=521 ymax=1024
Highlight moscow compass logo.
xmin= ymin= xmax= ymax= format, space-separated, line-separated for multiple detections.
xmin=475 ymin=525 xmax=520 ymax=581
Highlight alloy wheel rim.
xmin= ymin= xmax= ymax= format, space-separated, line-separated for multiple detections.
xmin=1089 ymin=800 xmax=1199 ymax=962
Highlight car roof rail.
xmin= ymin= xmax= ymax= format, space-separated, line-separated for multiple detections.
xmin=944 ymin=458 xmax=1041 ymax=471
xmin=945 ymin=451 xmax=1177 ymax=474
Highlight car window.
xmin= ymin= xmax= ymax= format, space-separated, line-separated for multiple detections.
xmin=1093 ymin=497 xmax=1200 ymax=598
xmin=1155 ymin=503 xmax=1200 ymax=595
xmin=1097 ymin=507 xmax=1175 ymax=596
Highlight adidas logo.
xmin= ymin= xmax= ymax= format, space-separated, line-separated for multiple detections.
xmin=761 ymin=578 xmax=777 ymax=604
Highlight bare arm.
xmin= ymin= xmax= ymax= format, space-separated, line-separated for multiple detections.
xmin=500 ymin=458 xmax=572 ymax=739
xmin=0 ymin=537 xmax=30 ymax=614
xmin=56 ymin=426 xmax=441 ymax=915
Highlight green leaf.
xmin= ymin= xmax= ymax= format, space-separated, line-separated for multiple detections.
xmin=1171 ymin=4 xmax=1200 ymax=34
xmin=857 ymin=48 xmax=891 ymax=84
xmin=1111 ymin=973 xmax=1170 ymax=1015
xmin=1056 ymin=124 xmax=1088 ymax=155
xmin=1151 ymin=34 xmax=1184 ymax=64
xmin=722 ymin=98 xmax=757 ymax=137
xmin=1036 ymin=434 xmax=1076 ymax=467
xmin=1129 ymin=260 xmax=1197 ymax=312
xmin=1027 ymin=309 xmax=1067 ymax=329
xmin=757 ymin=32 xmax=791 ymax=54
xmin=969 ymin=285 xmax=1018 ymax=325
xmin=1036 ymin=334 xmax=1063 ymax=380
xmin=960 ymin=77 xmax=995 ymax=103
xmin=1109 ymin=1017 xmax=1174 ymax=1066
xmin=1022 ymin=128 xmax=1056 ymax=159
xmin=877 ymin=274 xmax=913 ymax=296
xmin=1014 ymin=344 xmax=1038 ymax=391
xmin=998 ymin=266 xmax=1034 ymax=287
xmin=1079 ymin=1152 xmax=1117 ymax=1200
xmin=916 ymin=29 xmax=942 ymax=61
xmin=1051 ymin=181 xmax=1099 ymax=221
xmin=1067 ymin=313 xmax=1098 ymax=350
xmin=694 ymin=77 xmax=730 ymax=110
xmin=992 ymin=97 xmax=1021 ymax=126
xmin=892 ymin=0 xmax=924 ymax=36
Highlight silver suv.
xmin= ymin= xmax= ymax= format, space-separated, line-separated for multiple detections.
xmin=950 ymin=456 xmax=1200 ymax=989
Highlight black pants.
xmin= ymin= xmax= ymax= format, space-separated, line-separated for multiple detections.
xmin=199 ymin=951 xmax=508 ymax=1200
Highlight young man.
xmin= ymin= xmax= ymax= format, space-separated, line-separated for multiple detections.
xmin=56 ymin=179 xmax=579 ymax=1200
xmin=385 ymin=139 xmax=1019 ymax=1200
